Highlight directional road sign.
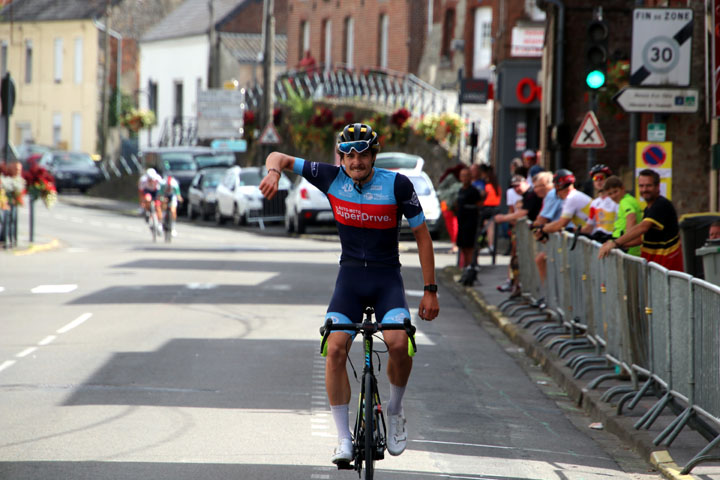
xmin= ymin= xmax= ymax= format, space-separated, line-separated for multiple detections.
xmin=631 ymin=8 xmax=693 ymax=86
xmin=571 ymin=111 xmax=606 ymax=149
xmin=613 ymin=87 xmax=698 ymax=113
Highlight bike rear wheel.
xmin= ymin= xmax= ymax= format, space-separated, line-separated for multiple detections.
xmin=150 ymin=212 xmax=158 ymax=242
xmin=364 ymin=373 xmax=375 ymax=480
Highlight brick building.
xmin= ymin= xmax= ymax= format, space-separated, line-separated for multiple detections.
xmin=540 ymin=0 xmax=714 ymax=214
xmin=286 ymin=0 xmax=428 ymax=73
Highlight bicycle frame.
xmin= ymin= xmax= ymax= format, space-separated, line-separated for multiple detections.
xmin=320 ymin=308 xmax=417 ymax=479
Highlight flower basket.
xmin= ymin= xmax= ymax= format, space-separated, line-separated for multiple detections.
xmin=23 ymin=163 xmax=57 ymax=208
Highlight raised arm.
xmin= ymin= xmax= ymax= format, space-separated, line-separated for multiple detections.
xmin=259 ymin=152 xmax=296 ymax=199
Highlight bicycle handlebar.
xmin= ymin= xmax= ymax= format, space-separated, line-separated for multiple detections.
xmin=319 ymin=313 xmax=417 ymax=357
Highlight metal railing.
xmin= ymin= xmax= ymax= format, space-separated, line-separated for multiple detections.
xmin=246 ymin=190 xmax=288 ymax=230
xmin=507 ymin=222 xmax=720 ymax=474
xmin=158 ymin=116 xmax=198 ymax=147
xmin=245 ymin=64 xmax=449 ymax=117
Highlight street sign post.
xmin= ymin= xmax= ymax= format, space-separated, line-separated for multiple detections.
xmin=196 ymin=89 xmax=245 ymax=139
xmin=571 ymin=111 xmax=606 ymax=149
xmin=614 ymin=87 xmax=698 ymax=113
xmin=630 ymin=8 xmax=693 ymax=86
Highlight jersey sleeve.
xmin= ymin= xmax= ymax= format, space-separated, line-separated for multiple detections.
xmin=292 ymin=157 xmax=338 ymax=194
xmin=394 ymin=174 xmax=425 ymax=228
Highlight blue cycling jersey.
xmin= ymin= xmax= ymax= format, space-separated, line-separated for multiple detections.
xmin=293 ymin=158 xmax=425 ymax=266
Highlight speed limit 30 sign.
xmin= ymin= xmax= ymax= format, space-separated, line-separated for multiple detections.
xmin=631 ymin=8 xmax=693 ymax=86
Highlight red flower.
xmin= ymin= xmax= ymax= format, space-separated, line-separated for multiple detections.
xmin=243 ymin=110 xmax=257 ymax=126
xmin=390 ymin=108 xmax=411 ymax=128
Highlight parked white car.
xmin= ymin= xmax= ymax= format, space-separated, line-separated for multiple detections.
xmin=284 ymin=176 xmax=334 ymax=234
xmin=215 ymin=166 xmax=291 ymax=226
xmin=375 ymin=152 xmax=443 ymax=238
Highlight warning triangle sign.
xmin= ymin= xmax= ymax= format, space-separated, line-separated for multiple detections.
xmin=571 ymin=111 xmax=606 ymax=149
xmin=258 ymin=121 xmax=282 ymax=145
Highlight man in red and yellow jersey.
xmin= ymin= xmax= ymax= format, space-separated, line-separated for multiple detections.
xmin=598 ymin=169 xmax=683 ymax=271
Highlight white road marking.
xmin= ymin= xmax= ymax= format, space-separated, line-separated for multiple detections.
xmin=89 ymin=220 xmax=103 ymax=227
xmin=0 ymin=287 xmax=4 ymax=293
xmin=54 ymin=214 xmax=68 ymax=220
xmin=311 ymin=475 xmax=330 ymax=479
xmin=0 ymin=360 xmax=16 ymax=372
xmin=31 ymin=284 xmax=78 ymax=294
xmin=406 ymin=289 xmax=425 ymax=297
xmin=38 ymin=335 xmax=57 ymax=346
xmin=16 ymin=347 xmax=38 ymax=358
xmin=70 ymin=216 xmax=84 ymax=223
xmin=57 ymin=313 xmax=92 ymax=334
xmin=186 ymin=283 xmax=217 ymax=290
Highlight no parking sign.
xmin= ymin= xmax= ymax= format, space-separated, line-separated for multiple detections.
xmin=635 ymin=141 xmax=672 ymax=205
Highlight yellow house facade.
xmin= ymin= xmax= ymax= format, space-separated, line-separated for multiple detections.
xmin=0 ymin=18 xmax=101 ymax=155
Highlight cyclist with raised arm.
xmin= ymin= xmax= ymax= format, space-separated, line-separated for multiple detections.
xmin=138 ymin=168 xmax=163 ymax=233
xmin=259 ymin=123 xmax=440 ymax=465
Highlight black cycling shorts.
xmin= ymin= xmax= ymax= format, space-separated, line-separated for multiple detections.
xmin=325 ymin=264 xmax=411 ymax=335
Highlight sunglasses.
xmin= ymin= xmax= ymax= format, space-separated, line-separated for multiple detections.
xmin=592 ymin=174 xmax=606 ymax=181
xmin=338 ymin=139 xmax=373 ymax=154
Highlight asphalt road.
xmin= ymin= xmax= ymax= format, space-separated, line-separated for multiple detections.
xmin=0 ymin=199 xmax=662 ymax=480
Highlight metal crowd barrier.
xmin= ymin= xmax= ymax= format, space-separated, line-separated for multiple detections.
xmin=509 ymin=221 xmax=720 ymax=474
xmin=246 ymin=190 xmax=288 ymax=230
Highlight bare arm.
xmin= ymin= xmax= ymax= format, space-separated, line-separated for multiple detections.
xmin=494 ymin=208 xmax=528 ymax=224
xmin=259 ymin=152 xmax=296 ymax=199
xmin=598 ymin=218 xmax=651 ymax=258
xmin=412 ymin=222 xmax=439 ymax=321
xmin=542 ymin=216 xmax=571 ymax=234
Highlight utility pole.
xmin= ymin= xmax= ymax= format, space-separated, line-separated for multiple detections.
xmin=260 ymin=0 xmax=274 ymax=164
xmin=208 ymin=0 xmax=218 ymax=88
xmin=99 ymin=1 xmax=111 ymax=162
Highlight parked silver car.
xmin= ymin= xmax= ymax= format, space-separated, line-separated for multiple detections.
xmin=284 ymin=176 xmax=333 ymax=234
xmin=187 ymin=166 xmax=228 ymax=220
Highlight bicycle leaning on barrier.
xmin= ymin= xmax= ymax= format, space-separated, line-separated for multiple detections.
xmin=320 ymin=307 xmax=417 ymax=479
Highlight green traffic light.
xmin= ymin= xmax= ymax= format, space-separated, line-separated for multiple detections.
xmin=586 ymin=70 xmax=606 ymax=89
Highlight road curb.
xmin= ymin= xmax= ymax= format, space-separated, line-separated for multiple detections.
xmin=438 ymin=265 xmax=699 ymax=480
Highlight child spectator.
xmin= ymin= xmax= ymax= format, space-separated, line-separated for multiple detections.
xmin=603 ymin=175 xmax=642 ymax=256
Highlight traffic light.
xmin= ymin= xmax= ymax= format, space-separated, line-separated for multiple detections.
xmin=585 ymin=18 xmax=608 ymax=90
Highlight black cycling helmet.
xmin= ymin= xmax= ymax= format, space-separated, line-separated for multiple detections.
xmin=554 ymin=169 xmax=576 ymax=190
xmin=336 ymin=123 xmax=380 ymax=155
xmin=589 ymin=163 xmax=612 ymax=178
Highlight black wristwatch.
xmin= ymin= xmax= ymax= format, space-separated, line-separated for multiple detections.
xmin=424 ymin=284 xmax=438 ymax=293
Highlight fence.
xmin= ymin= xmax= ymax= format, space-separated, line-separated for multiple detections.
xmin=246 ymin=190 xmax=288 ymax=230
xmin=506 ymin=222 xmax=720 ymax=474
xmin=245 ymin=64 xmax=449 ymax=117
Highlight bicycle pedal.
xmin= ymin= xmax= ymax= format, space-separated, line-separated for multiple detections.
xmin=335 ymin=461 xmax=353 ymax=470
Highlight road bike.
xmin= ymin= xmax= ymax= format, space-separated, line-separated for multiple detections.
xmin=143 ymin=193 xmax=161 ymax=242
xmin=320 ymin=307 xmax=417 ymax=480
xmin=162 ymin=196 xmax=175 ymax=243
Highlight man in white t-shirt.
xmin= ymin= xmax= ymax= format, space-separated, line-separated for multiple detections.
xmin=581 ymin=165 xmax=617 ymax=241
xmin=539 ymin=169 xmax=592 ymax=235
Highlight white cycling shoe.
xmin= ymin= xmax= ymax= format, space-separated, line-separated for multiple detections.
xmin=387 ymin=410 xmax=407 ymax=456
xmin=331 ymin=438 xmax=353 ymax=464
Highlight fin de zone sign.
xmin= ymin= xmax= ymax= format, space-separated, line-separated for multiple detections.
xmin=571 ymin=111 xmax=606 ymax=149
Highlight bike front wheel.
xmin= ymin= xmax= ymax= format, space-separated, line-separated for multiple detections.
xmin=364 ymin=373 xmax=375 ymax=480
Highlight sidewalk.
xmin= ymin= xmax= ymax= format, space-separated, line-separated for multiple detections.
xmin=439 ymin=261 xmax=720 ymax=480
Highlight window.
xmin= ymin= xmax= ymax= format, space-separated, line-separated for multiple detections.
xmin=0 ymin=42 xmax=7 ymax=78
xmin=441 ymin=8 xmax=456 ymax=59
xmin=174 ymin=80 xmax=183 ymax=124
xmin=378 ymin=14 xmax=388 ymax=68
xmin=300 ymin=20 xmax=310 ymax=62
xmin=322 ymin=19 xmax=332 ymax=69
xmin=52 ymin=113 xmax=62 ymax=147
xmin=25 ymin=39 xmax=33 ymax=84
xmin=71 ymin=113 xmax=82 ymax=151
xmin=74 ymin=37 xmax=83 ymax=84
xmin=54 ymin=38 xmax=63 ymax=83
xmin=343 ymin=17 xmax=354 ymax=68
xmin=148 ymin=80 xmax=158 ymax=116
xmin=473 ymin=7 xmax=492 ymax=73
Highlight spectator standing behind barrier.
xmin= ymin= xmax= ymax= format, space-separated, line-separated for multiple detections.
xmin=436 ymin=167 xmax=462 ymax=253
xmin=709 ymin=221 xmax=720 ymax=241
xmin=531 ymin=172 xmax=563 ymax=291
xmin=470 ymin=164 xmax=486 ymax=194
xmin=523 ymin=150 xmax=544 ymax=185
xmin=494 ymin=174 xmax=543 ymax=294
xmin=598 ymin=169 xmax=684 ymax=271
xmin=454 ymin=167 xmax=483 ymax=268
xmin=478 ymin=164 xmax=501 ymax=254
xmin=581 ymin=164 xmax=616 ymax=243
xmin=538 ymin=169 xmax=592 ymax=236
xmin=603 ymin=175 xmax=642 ymax=256
xmin=505 ymin=159 xmax=525 ymax=214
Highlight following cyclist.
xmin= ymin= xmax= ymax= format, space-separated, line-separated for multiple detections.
xmin=259 ymin=123 xmax=440 ymax=465
xmin=161 ymin=174 xmax=183 ymax=237
xmin=138 ymin=168 xmax=163 ymax=233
